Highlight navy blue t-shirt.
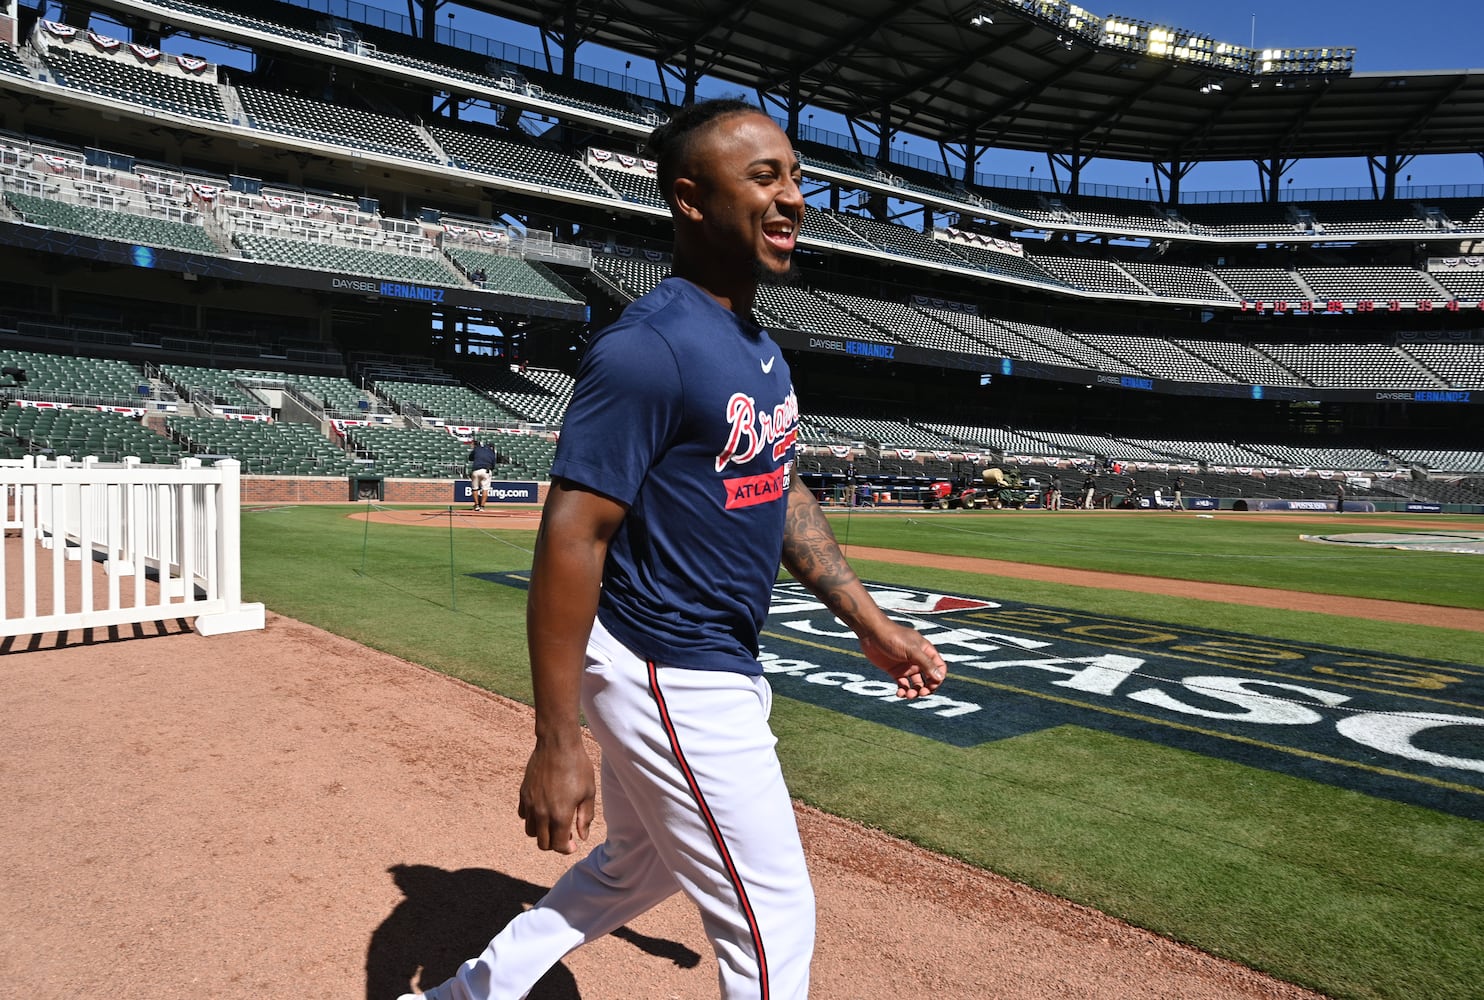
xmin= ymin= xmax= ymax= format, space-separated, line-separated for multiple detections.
xmin=551 ymin=277 xmax=798 ymax=675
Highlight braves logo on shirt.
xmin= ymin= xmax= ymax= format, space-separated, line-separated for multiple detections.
xmin=715 ymin=388 xmax=798 ymax=510
xmin=714 ymin=389 xmax=799 ymax=473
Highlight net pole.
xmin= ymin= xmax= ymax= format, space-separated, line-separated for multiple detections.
xmin=448 ymin=505 xmax=458 ymax=611
xmin=357 ymin=495 xmax=372 ymax=575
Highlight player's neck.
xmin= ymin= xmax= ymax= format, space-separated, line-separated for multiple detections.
xmin=671 ymin=253 xmax=756 ymax=318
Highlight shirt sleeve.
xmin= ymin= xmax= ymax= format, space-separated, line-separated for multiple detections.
xmin=551 ymin=321 xmax=683 ymax=507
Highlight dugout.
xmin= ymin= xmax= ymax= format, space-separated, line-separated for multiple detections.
xmin=349 ymin=472 xmax=385 ymax=501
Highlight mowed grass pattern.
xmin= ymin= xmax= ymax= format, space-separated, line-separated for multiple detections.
xmin=241 ymin=505 xmax=1484 ymax=1000
xmin=829 ymin=510 xmax=1484 ymax=610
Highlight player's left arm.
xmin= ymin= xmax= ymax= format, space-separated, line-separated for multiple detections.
xmin=780 ymin=474 xmax=946 ymax=698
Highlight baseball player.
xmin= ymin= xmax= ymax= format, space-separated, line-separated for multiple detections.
xmin=401 ymin=99 xmax=946 ymax=1000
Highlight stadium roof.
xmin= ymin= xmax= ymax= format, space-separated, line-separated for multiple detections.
xmin=460 ymin=0 xmax=1484 ymax=165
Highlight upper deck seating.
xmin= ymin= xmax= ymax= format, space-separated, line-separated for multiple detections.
xmin=430 ymin=126 xmax=610 ymax=198
xmin=1120 ymin=261 xmax=1237 ymax=302
xmin=831 ymin=213 xmax=968 ymax=268
xmin=820 ymin=292 xmax=995 ymax=357
xmin=1066 ymin=195 xmax=1184 ymax=234
xmin=1307 ymin=201 xmax=1432 ymax=236
xmin=1213 ymin=268 xmax=1309 ymax=303
xmin=948 ymin=244 xmax=1065 ymax=287
xmin=589 ymin=252 xmax=669 ymax=299
xmin=592 ymin=166 xmax=664 ymax=209
xmin=1028 ymin=254 xmax=1146 ymax=296
xmin=800 ymin=208 xmax=877 ymax=250
xmin=1260 ymin=343 xmax=1441 ymax=388
xmin=1007 ymin=322 xmax=1142 ymax=374
xmin=1397 ymin=342 xmax=1484 ymax=388
xmin=0 ymin=40 xmax=28 ymax=77
xmin=1428 ymin=267 xmax=1484 ymax=302
xmin=928 ymin=313 xmax=1082 ymax=368
xmin=139 ymin=0 xmax=329 ymax=46
xmin=1180 ymin=202 xmax=1301 ymax=237
xmin=238 ymin=87 xmax=440 ymax=163
xmin=1075 ymin=333 xmax=1230 ymax=382
xmin=43 ymin=45 xmax=228 ymax=122
xmin=1170 ymin=339 xmax=1307 ymax=386
xmin=1386 ymin=449 xmax=1484 ymax=473
xmin=1296 ymin=266 xmax=1445 ymax=303
xmin=753 ymin=284 xmax=896 ymax=343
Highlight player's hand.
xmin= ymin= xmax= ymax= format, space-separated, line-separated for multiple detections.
xmin=859 ymin=623 xmax=947 ymax=699
xmin=517 ymin=738 xmax=596 ymax=854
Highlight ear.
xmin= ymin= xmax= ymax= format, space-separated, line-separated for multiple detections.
xmin=671 ymin=176 xmax=705 ymax=223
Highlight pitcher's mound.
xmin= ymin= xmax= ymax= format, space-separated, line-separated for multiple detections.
xmin=1300 ymin=531 xmax=1484 ymax=555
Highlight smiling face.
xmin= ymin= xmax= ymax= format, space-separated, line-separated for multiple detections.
xmin=669 ymin=111 xmax=805 ymax=309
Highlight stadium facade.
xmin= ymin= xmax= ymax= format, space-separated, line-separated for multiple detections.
xmin=0 ymin=0 xmax=1481 ymax=511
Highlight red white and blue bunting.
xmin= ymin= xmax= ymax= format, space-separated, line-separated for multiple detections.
xmin=941 ymin=226 xmax=1025 ymax=258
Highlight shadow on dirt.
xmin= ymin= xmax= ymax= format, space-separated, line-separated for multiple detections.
xmin=366 ymin=863 xmax=701 ymax=1000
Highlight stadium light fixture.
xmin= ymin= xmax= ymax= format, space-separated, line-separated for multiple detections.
xmin=969 ymin=7 xmax=993 ymax=27
xmin=991 ymin=0 xmax=1353 ymax=77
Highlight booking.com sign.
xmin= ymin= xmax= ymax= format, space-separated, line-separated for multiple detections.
xmin=453 ymin=480 xmax=539 ymax=504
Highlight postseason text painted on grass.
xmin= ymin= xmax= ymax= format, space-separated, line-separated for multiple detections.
xmin=759 ymin=581 xmax=1484 ymax=820
xmin=478 ymin=573 xmax=1483 ymax=820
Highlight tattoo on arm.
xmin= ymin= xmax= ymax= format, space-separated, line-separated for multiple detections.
xmin=781 ymin=475 xmax=871 ymax=627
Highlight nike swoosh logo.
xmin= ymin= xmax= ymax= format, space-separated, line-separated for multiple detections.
xmin=761 ymin=356 xmax=776 ymax=374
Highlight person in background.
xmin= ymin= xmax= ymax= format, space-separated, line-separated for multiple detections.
xmin=467 ymin=438 xmax=497 ymax=511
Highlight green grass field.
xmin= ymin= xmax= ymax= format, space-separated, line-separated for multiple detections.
xmin=240 ymin=504 xmax=1484 ymax=1000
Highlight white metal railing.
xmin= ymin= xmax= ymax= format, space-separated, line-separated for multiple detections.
xmin=0 ymin=455 xmax=264 ymax=637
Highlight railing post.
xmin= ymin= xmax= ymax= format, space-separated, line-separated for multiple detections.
xmin=193 ymin=458 xmax=264 ymax=636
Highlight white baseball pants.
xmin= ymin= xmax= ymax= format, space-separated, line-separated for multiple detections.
xmin=419 ymin=618 xmax=815 ymax=1000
